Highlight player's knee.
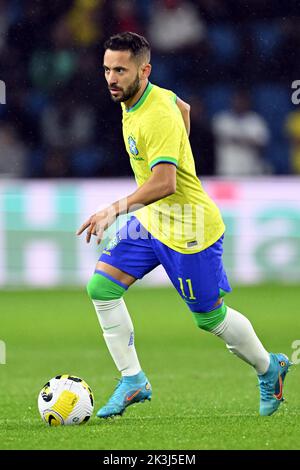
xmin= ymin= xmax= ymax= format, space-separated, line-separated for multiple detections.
xmin=187 ymin=297 xmax=222 ymax=314
xmin=86 ymin=272 xmax=127 ymax=301
xmin=192 ymin=302 xmax=227 ymax=332
xmin=187 ymin=297 xmax=223 ymax=314
xmin=86 ymin=275 xmax=101 ymax=299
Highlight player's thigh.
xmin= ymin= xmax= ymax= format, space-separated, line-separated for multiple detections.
xmin=156 ymin=235 xmax=231 ymax=312
xmin=96 ymin=216 xmax=160 ymax=284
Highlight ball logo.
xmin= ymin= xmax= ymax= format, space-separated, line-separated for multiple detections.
xmin=41 ymin=382 xmax=53 ymax=402
xmin=44 ymin=410 xmax=63 ymax=426
xmin=42 ymin=391 xmax=53 ymax=402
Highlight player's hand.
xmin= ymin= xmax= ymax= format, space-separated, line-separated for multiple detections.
xmin=76 ymin=207 xmax=116 ymax=245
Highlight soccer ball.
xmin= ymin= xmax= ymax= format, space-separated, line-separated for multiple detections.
xmin=38 ymin=374 xmax=94 ymax=426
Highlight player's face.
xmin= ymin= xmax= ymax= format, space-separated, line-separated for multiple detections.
xmin=103 ymin=49 xmax=143 ymax=103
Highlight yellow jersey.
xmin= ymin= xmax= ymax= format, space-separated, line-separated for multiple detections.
xmin=121 ymin=82 xmax=225 ymax=254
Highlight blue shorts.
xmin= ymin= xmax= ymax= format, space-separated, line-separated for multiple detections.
xmin=99 ymin=216 xmax=231 ymax=313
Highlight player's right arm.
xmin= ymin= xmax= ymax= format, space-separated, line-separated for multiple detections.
xmin=77 ymin=110 xmax=181 ymax=244
xmin=76 ymin=163 xmax=176 ymax=244
xmin=176 ymin=96 xmax=191 ymax=136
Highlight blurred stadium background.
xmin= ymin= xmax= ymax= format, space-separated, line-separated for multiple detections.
xmin=1 ymin=0 xmax=300 ymax=451
xmin=0 ymin=0 xmax=300 ymax=287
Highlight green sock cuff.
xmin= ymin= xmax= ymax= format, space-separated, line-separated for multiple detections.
xmin=192 ymin=302 xmax=227 ymax=331
xmin=87 ymin=273 xmax=126 ymax=300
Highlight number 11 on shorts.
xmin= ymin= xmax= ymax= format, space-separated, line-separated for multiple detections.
xmin=178 ymin=277 xmax=196 ymax=300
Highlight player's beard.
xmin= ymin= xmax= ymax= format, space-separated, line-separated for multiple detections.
xmin=109 ymin=73 xmax=141 ymax=103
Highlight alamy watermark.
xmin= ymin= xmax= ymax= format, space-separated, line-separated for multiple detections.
xmin=291 ymin=80 xmax=300 ymax=105
xmin=0 ymin=79 xmax=6 ymax=104
xmin=0 ymin=340 xmax=6 ymax=364
xmin=291 ymin=339 xmax=300 ymax=365
xmin=96 ymin=201 xmax=205 ymax=251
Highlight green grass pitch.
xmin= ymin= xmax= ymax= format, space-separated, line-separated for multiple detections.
xmin=0 ymin=285 xmax=299 ymax=450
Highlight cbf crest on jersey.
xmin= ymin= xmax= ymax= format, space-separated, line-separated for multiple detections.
xmin=128 ymin=135 xmax=139 ymax=156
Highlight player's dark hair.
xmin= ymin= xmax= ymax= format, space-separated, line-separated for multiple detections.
xmin=104 ymin=32 xmax=151 ymax=62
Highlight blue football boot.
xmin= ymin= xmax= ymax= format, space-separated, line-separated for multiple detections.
xmin=258 ymin=353 xmax=291 ymax=416
xmin=97 ymin=371 xmax=152 ymax=418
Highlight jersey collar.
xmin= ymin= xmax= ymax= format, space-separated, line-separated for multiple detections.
xmin=126 ymin=81 xmax=153 ymax=113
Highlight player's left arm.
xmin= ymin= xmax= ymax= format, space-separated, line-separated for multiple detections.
xmin=176 ymin=96 xmax=191 ymax=136
xmin=77 ymin=163 xmax=176 ymax=244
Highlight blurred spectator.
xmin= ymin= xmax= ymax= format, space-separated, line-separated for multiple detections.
xmin=44 ymin=147 xmax=70 ymax=178
xmin=0 ymin=124 xmax=27 ymax=177
xmin=4 ymin=87 xmax=42 ymax=148
xmin=212 ymin=91 xmax=270 ymax=176
xmin=69 ymin=48 xmax=103 ymax=105
xmin=189 ymin=97 xmax=215 ymax=175
xmin=274 ymin=17 xmax=300 ymax=81
xmin=196 ymin=0 xmax=230 ymax=22
xmin=41 ymin=90 xmax=95 ymax=150
xmin=285 ymin=110 xmax=300 ymax=174
xmin=196 ymin=0 xmax=237 ymax=22
xmin=67 ymin=0 xmax=103 ymax=47
xmin=0 ymin=0 xmax=10 ymax=53
xmin=110 ymin=0 xmax=143 ymax=35
xmin=40 ymin=87 xmax=96 ymax=178
xmin=7 ymin=1 xmax=72 ymax=63
xmin=0 ymin=1 xmax=297 ymax=177
xmin=148 ymin=0 xmax=206 ymax=53
xmin=29 ymin=16 xmax=77 ymax=93
xmin=148 ymin=0 xmax=210 ymax=87
xmin=71 ymin=146 xmax=109 ymax=177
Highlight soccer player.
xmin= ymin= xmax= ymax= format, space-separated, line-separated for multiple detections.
xmin=77 ymin=32 xmax=290 ymax=418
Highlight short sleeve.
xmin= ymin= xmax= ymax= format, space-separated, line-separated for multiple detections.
xmin=143 ymin=114 xmax=181 ymax=170
xmin=165 ymin=89 xmax=177 ymax=104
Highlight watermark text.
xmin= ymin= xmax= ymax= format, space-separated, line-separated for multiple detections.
xmin=291 ymin=339 xmax=300 ymax=364
xmin=291 ymin=80 xmax=300 ymax=105
xmin=0 ymin=80 xmax=6 ymax=104
xmin=100 ymin=202 xmax=205 ymax=251
xmin=0 ymin=340 xmax=6 ymax=364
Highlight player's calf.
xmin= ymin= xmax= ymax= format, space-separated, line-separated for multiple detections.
xmin=192 ymin=302 xmax=291 ymax=415
xmin=87 ymin=270 xmax=148 ymax=414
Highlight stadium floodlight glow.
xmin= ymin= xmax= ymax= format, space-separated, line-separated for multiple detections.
xmin=0 ymin=80 xmax=6 ymax=104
